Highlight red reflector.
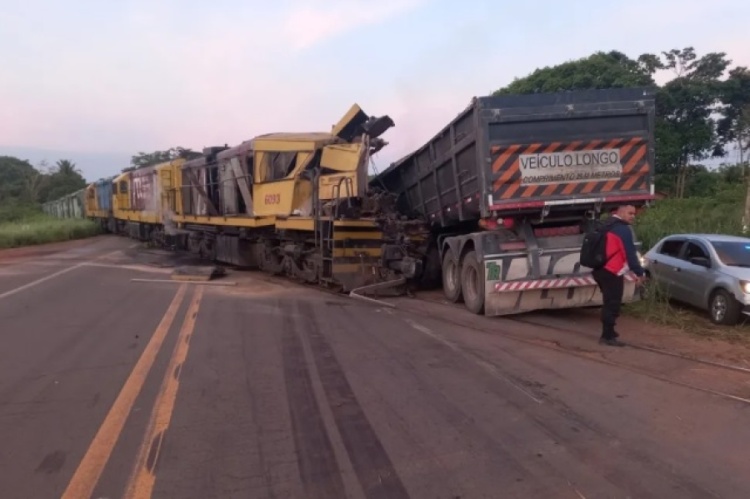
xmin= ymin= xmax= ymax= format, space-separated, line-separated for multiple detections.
xmin=534 ymin=225 xmax=581 ymax=237
xmin=501 ymin=218 xmax=516 ymax=229
xmin=479 ymin=218 xmax=498 ymax=230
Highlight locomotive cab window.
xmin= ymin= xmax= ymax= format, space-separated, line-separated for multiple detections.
xmin=119 ymin=181 xmax=128 ymax=194
xmin=261 ymin=151 xmax=297 ymax=182
xmin=245 ymin=155 xmax=254 ymax=184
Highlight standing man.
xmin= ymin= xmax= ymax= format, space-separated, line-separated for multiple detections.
xmin=592 ymin=204 xmax=647 ymax=346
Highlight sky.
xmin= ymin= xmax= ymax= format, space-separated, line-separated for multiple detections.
xmin=1 ymin=0 xmax=749 ymax=182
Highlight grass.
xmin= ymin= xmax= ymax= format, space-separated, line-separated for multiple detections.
xmin=624 ymin=281 xmax=750 ymax=344
xmin=623 ymin=182 xmax=750 ymax=340
xmin=0 ymin=213 xmax=102 ymax=250
xmin=634 ymin=183 xmax=746 ymax=250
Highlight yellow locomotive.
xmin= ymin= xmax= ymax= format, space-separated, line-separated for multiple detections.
xmin=67 ymin=104 xmax=428 ymax=293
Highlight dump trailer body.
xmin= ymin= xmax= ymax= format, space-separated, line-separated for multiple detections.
xmin=372 ymin=88 xmax=656 ymax=316
xmin=372 ymin=87 xmax=656 ymax=227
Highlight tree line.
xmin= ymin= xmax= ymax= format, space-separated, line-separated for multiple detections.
xmin=0 ymin=156 xmax=87 ymax=208
xmin=493 ymin=47 xmax=750 ymax=199
xmin=0 ymin=147 xmax=200 ymax=222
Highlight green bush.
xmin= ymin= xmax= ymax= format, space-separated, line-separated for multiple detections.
xmin=0 ymin=202 xmax=46 ymax=224
xmin=634 ymin=182 xmax=745 ymax=251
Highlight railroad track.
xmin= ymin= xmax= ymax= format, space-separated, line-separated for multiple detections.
xmin=504 ymin=319 xmax=750 ymax=406
xmin=506 ymin=314 xmax=750 ymax=376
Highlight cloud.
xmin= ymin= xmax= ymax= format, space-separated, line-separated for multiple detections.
xmin=281 ymin=0 xmax=427 ymax=50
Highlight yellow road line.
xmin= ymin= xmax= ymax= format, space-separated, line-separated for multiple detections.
xmin=124 ymin=285 xmax=205 ymax=499
xmin=60 ymin=284 xmax=188 ymax=499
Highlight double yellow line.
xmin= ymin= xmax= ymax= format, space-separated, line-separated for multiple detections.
xmin=61 ymin=284 xmax=205 ymax=499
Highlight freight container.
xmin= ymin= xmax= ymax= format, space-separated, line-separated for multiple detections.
xmin=43 ymin=189 xmax=86 ymax=219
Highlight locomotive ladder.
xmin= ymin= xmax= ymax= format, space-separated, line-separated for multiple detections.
xmin=314 ymin=176 xmax=355 ymax=285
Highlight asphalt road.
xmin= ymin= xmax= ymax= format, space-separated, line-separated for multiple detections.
xmin=1 ymin=235 xmax=750 ymax=499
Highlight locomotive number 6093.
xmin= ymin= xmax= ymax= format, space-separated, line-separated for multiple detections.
xmin=264 ymin=193 xmax=280 ymax=204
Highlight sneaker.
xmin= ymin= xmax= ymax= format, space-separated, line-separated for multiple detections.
xmin=599 ymin=338 xmax=626 ymax=347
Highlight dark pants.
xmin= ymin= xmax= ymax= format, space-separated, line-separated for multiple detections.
xmin=592 ymin=268 xmax=624 ymax=339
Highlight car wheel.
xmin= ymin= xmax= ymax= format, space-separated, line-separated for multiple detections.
xmin=709 ymin=289 xmax=742 ymax=325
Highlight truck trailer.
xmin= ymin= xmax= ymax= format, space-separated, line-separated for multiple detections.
xmin=370 ymin=87 xmax=657 ymax=316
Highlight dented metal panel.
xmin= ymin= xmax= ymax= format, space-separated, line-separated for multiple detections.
xmin=216 ymin=140 xmax=254 ymax=216
xmin=186 ymin=168 xmax=209 ymax=216
xmin=130 ymin=167 xmax=158 ymax=212
xmin=219 ymin=165 xmax=238 ymax=215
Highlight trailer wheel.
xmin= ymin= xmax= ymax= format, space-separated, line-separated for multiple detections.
xmin=442 ymin=250 xmax=462 ymax=303
xmin=461 ymin=250 xmax=484 ymax=315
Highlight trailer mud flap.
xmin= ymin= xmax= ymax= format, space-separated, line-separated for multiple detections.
xmin=483 ymin=266 xmax=640 ymax=316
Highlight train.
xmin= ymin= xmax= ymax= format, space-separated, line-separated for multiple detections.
xmin=43 ymin=87 xmax=657 ymax=316
xmin=44 ymin=104 xmax=429 ymax=297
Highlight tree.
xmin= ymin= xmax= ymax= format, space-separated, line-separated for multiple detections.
xmin=37 ymin=158 xmax=87 ymax=202
xmin=717 ymin=67 xmax=750 ymax=165
xmin=716 ymin=66 xmax=750 ymax=229
xmin=656 ymin=48 xmax=730 ymax=198
xmin=130 ymin=147 xmax=202 ymax=169
xmin=493 ymin=50 xmax=659 ymax=95
xmin=24 ymin=160 xmax=51 ymax=204
xmin=0 ymin=156 xmax=39 ymax=203
xmin=55 ymin=159 xmax=81 ymax=176
xmin=716 ymin=162 xmax=745 ymax=184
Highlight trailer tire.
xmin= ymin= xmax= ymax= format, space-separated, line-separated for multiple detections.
xmin=461 ymin=250 xmax=484 ymax=315
xmin=442 ymin=250 xmax=462 ymax=303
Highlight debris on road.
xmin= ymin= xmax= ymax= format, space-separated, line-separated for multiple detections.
xmin=170 ymin=265 xmax=226 ymax=282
